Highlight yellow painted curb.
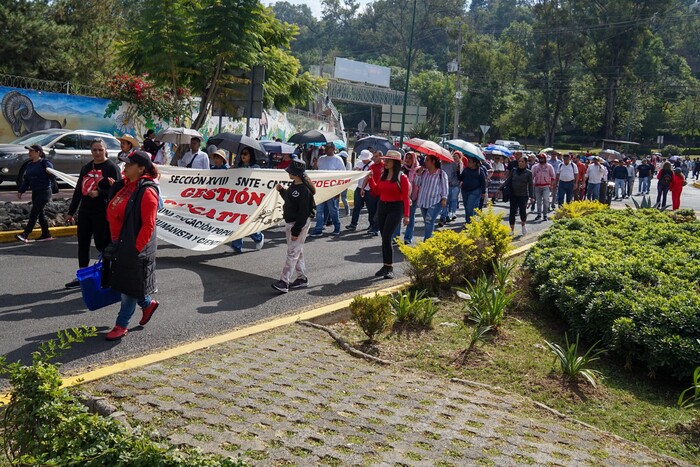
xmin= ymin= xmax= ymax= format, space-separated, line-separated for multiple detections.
xmin=694 ymin=180 xmax=700 ymax=189
xmin=0 ymin=240 xmax=537 ymax=406
xmin=0 ymin=226 xmax=76 ymax=243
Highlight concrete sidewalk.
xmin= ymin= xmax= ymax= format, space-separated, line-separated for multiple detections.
xmin=83 ymin=324 xmax=687 ymax=466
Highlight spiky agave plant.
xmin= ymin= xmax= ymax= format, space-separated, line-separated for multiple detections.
xmin=545 ymin=333 xmax=605 ymax=387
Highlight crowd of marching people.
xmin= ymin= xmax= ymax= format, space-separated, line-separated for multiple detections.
xmin=13 ymin=129 xmax=696 ymax=338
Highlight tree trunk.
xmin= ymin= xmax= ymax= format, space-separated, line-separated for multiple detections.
xmin=604 ymin=77 xmax=617 ymax=139
xmin=191 ymin=56 xmax=225 ymax=130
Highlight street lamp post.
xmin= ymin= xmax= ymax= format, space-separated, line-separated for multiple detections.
xmin=399 ymin=0 xmax=418 ymax=147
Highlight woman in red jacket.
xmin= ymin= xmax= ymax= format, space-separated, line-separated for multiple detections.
xmin=104 ymin=151 xmax=160 ymax=341
xmin=669 ymin=167 xmax=686 ymax=211
xmin=372 ymin=150 xmax=410 ymax=279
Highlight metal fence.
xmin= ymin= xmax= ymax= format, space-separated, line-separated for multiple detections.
xmin=0 ymin=73 xmax=107 ymax=98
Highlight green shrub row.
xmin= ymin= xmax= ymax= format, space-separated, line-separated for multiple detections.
xmin=524 ymin=209 xmax=700 ymax=380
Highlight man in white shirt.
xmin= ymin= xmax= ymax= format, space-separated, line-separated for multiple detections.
xmin=556 ymin=153 xmax=578 ymax=205
xmin=346 ymin=150 xmax=373 ymax=231
xmin=309 ymin=143 xmax=346 ymax=237
xmin=178 ymin=136 xmax=209 ymax=169
xmin=585 ymin=157 xmax=608 ymax=201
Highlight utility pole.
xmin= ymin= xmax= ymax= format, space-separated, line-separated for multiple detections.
xmin=399 ymin=0 xmax=418 ymax=146
xmin=452 ymin=23 xmax=463 ymax=139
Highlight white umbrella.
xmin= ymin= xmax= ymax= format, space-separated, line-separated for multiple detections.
xmin=600 ymin=149 xmax=622 ymax=161
xmin=155 ymin=127 xmax=204 ymax=145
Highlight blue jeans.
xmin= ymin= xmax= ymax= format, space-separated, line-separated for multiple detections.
xmin=557 ymin=180 xmax=574 ymax=205
xmin=314 ymin=198 xmax=340 ymax=233
xmin=340 ymin=189 xmax=349 ymax=213
xmin=420 ymin=202 xmax=443 ymax=240
xmin=462 ymin=188 xmax=482 ymax=224
xmin=393 ymin=201 xmax=418 ymax=243
xmin=117 ymin=294 xmax=151 ymax=328
xmin=442 ymin=186 xmax=460 ymax=220
xmin=230 ymin=231 xmax=263 ymax=251
xmin=638 ymin=176 xmax=650 ymax=194
xmin=614 ymin=179 xmax=626 ymax=198
xmin=349 ymin=187 xmax=366 ymax=227
xmin=586 ymin=182 xmax=601 ymax=201
xmin=365 ymin=192 xmax=379 ymax=232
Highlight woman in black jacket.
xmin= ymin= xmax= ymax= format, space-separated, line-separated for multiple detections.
xmin=16 ymin=144 xmax=55 ymax=242
xmin=271 ymin=159 xmax=316 ymax=293
xmin=506 ymin=157 xmax=535 ymax=236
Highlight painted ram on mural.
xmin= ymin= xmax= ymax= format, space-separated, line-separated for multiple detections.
xmin=1 ymin=90 xmax=66 ymax=136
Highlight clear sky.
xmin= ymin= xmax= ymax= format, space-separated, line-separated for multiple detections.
xmin=266 ymin=0 xmax=373 ymax=18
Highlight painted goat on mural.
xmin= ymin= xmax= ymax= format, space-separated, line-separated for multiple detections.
xmin=1 ymin=91 xmax=66 ymax=136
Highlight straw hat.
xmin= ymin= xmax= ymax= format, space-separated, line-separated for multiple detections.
xmin=118 ymin=134 xmax=139 ymax=149
xmin=381 ymin=150 xmax=402 ymax=161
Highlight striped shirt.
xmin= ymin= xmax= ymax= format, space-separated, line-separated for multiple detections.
xmin=415 ymin=168 xmax=449 ymax=209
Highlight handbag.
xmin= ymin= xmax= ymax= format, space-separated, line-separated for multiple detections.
xmin=499 ymin=175 xmax=512 ymax=201
xmin=76 ymin=256 xmax=120 ymax=311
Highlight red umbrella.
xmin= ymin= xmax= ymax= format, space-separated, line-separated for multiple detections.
xmin=404 ymin=138 xmax=453 ymax=163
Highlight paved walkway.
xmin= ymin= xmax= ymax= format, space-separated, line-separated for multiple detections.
xmin=83 ymin=325 xmax=687 ymax=466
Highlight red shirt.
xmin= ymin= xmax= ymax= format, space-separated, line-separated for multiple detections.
xmin=669 ymin=173 xmax=685 ymax=193
xmin=377 ymin=175 xmax=410 ymax=217
xmin=368 ymin=161 xmax=384 ymax=196
xmin=277 ymin=159 xmax=292 ymax=170
xmin=107 ymin=176 xmax=159 ymax=252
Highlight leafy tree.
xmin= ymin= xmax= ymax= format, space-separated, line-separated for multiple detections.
xmin=0 ymin=0 xmax=74 ymax=80
xmin=120 ymin=0 xmax=323 ymax=130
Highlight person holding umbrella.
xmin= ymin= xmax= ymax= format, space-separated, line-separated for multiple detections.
xmin=414 ymin=154 xmax=448 ymax=241
xmin=457 ymin=153 xmax=487 ymax=225
xmin=231 ymin=148 xmax=264 ymax=252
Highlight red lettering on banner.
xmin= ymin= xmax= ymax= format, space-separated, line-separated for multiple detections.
xmin=181 ymin=187 xmax=196 ymax=197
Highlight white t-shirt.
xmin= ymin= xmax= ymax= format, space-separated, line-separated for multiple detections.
xmin=586 ymin=164 xmax=607 ymax=184
xmin=354 ymin=158 xmax=373 ymax=189
xmin=557 ymin=162 xmax=578 ymax=182
xmin=179 ymin=150 xmax=209 ymax=169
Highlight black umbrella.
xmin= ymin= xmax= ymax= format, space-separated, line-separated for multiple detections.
xmin=207 ymin=133 xmax=266 ymax=161
xmin=353 ymin=136 xmax=397 ymax=155
xmin=287 ymin=129 xmax=339 ymax=144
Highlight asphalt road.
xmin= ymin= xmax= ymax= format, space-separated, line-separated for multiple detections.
xmin=0 ymin=179 xmax=698 ymax=380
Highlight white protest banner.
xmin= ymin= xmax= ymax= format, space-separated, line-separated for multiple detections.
xmin=51 ymin=166 xmax=366 ymax=251
xmin=157 ymin=167 xmax=366 ymax=250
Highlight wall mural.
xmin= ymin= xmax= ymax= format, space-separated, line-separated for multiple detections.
xmin=0 ymin=86 xmax=333 ymax=144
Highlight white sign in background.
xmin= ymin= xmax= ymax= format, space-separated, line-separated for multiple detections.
xmin=52 ymin=167 xmax=367 ymax=251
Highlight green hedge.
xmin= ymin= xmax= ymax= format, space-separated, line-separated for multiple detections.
xmin=524 ymin=209 xmax=700 ymax=380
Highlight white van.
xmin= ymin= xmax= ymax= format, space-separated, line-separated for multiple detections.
xmin=495 ymin=139 xmax=522 ymax=150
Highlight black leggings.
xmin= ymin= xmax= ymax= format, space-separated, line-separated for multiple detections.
xmin=656 ymin=185 xmax=669 ymax=207
xmin=23 ymin=188 xmax=51 ymax=236
xmin=376 ymin=200 xmax=404 ymax=265
xmin=509 ymin=195 xmax=528 ymax=225
xmin=77 ymin=210 xmax=110 ymax=268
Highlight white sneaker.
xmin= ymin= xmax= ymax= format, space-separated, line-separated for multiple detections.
xmin=254 ymin=233 xmax=265 ymax=251
xmin=521 ymin=225 xmax=527 ymax=236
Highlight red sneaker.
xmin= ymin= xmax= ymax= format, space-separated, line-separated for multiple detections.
xmin=105 ymin=325 xmax=128 ymax=341
xmin=139 ymin=300 xmax=159 ymax=326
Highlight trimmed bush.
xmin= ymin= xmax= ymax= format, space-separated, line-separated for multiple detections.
xmin=400 ymin=204 xmax=512 ymax=292
xmin=553 ymin=200 xmax=608 ymax=219
xmin=350 ymin=294 xmax=392 ymax=342
xmin=524 ymin=209 xmax=700 ymax=379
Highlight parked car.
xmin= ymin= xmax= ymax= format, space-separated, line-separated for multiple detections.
xmin=0 ymin=129 xmax=122 ymax=185
xmin=495 ymin=139 xmax=522 ymax=151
